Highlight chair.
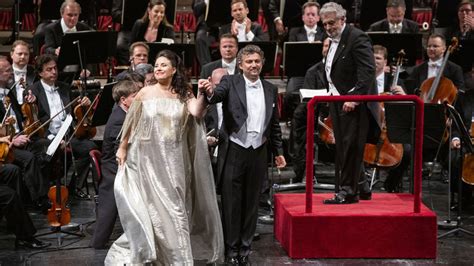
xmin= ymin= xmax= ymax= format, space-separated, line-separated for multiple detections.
xmin=89 ymin=149 xmax=102 ymax=194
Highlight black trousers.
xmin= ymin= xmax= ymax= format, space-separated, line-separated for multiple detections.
xmin=13 ymin=148 xmax=48 ymax=202
xmin=221 ymin=141 xmax=267 ymax=257
xmin=0 ymin=185 xmax=36 ymax=240
xmin=0 ymin=164 xmax=22 ymax=192
xmin=329 ymin=102 xmax=370 ymax=196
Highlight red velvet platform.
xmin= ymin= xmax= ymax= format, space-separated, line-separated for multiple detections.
xmin=274 ymin=193 xmax=437 ymax=259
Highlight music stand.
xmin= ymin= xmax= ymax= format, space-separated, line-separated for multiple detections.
xmin=367 ymin=33 xmax=422 ymax=66
xmin=58 ymin=31 xmax=118 ymax=69
xmin=147 ymin=43 xmax=196 ymax=69
xmin=236 ymin=41 xmax=278 ymax=75
xmin=91 ymin=82 xmax=116 ymax=127
xmin=283 ymin=42 xmax=323 ymax=77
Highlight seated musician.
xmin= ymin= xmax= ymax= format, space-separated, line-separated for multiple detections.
xmin=284 ymin=2 xmax=326 ymax=121
xmin=367 ymin=0 xmax=419 ymax=34
xmin=219 ymin=0 xmax=265 ymax=42
xmin=43 ymin=0 xmax=92 ymax=56
xmin=91 ymin=80 xmax=142 ymax=249
xmin=30 ymin=54 xmax=98 ymax=200
xmin=115 ymin=42 xmax=150 ymax=81
xmin=289 ymin=37 xmax=330 ymax=183
xmin=10 ymin=41 xmax=37 ymax=95
xmin=405 ymin=34 xmax=465 ymax=95
xmin=373 ymin=45 xmax=411 ymax=192
xmin=130 ymin=0 xmax=175 ymax=44
xmin=0 ymin=56 xmax=50 ymax=212
xmin=200 ymin=34 xmax=239 ymax=79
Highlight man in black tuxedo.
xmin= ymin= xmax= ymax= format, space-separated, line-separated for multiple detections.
xmin=44 ymin=1 xmax=91 ymax=56
xmin=405 ymin=34 xmax=464 ymax=94
xmin=10 ymin=41 xmax=36 ymax=100
xmin=219 ymin=0 xmax=265 ymax=42
xmin=30 ymin=54 xmax=97 ymax=200
xmin=319 ymin=2 xmax=378 ymax=204
xmin=200 ymin=34 xmax=239 ymax=79
xmin=368 ymin=0 xmax=419 ymax=34
xmin=199 ymin=45 xmax=286 ymax=264
xmin=91 ymin=80 xmax=141 ymax=249
xmin=288 ymin=2 xmax=325 ymax=42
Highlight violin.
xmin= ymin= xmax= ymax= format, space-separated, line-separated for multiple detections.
xmin=419 ymin=37 xmax=459 ymax=104
xmin=72 ymin=81 xmax=97 ymax=140
xmin=318 ymin=116 xmax=335 ymax=145
xmin=363 ymin=50 xmax=405 ymax=168
xmin=21 ymin=89 xmax=45 ymax=138
xmin=47 ymin=169 xmax=71 ymax=227
xmin=0 ymin=97 xmax=16 ymax=165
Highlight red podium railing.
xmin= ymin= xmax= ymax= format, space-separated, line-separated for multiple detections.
xmin=305 ymin=95 xmax=424 ymax=214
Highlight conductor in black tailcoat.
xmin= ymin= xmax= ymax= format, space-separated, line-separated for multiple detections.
xmin=91 ymin=80 xmax=141 ymax=249
xmin=319 ymin=2 xmax=380 ymax=204
xmin=199 ymin=45 xmax=286 ymax=264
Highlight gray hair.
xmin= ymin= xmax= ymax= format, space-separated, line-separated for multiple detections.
xmin=320 ymin=2 xmax=346 ymax=19
xmin=237 ymin=45 xmax=265 ymax=65
xmin=60 ymin=0 xmax=81 ymax=15
xmin=134 ymin=63 xmax=154 ymax=77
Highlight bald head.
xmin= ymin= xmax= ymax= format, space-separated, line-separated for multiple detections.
xmin=211 ymin=68 xmax=228 ymax=86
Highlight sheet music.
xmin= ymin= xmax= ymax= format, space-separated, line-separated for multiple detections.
xmin=299 ymin=89 xmax=329 ymax=102
xmin=46 ymin=114 xmax=73 ymax=157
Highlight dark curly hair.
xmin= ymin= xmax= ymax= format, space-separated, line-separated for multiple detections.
xmin=155 ymin=50 xmax=190 ymax=102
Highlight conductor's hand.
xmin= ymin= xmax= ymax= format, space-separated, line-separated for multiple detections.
xmin=342 ymin=102 xmax=358 ymax=112
xmin=275 ymin=155 xmax=286 ymax=168
xmin=198 ymin=78 xmax=213 ymax=97
xmin=80 ymin=96 xmax=91 ymax=106
xmin=116 ymin=147 xmax=127 ymax=166
xmin=390 ymin=85 xmax=406 ymax=95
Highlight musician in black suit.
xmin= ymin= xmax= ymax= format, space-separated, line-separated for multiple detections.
xmin=368 ymin=0 xmax=419 ymax=34
xmin=130 ymin=0 xmax=176 ymax=44
xmin=10 ymin=41 xmax=36 ymax=100
xmin=200 ymin=34 xmax=239 ymax=79
xmin=319 ymin=2 xmax=379 ymax=204
xmin=91 ymin=80 xmax=141 ymax=249
xmin=219 ymin=0 xmax=265 ymax=42
xmin=43 ymin=1 xmax=92 ymax=56
xmin=30 ymin=54 xmax=97 ymax=200
xmin=200 ymin=44 xmax=286 ymax=264
xmin=405 ymin=34 xmax=465 ymax=94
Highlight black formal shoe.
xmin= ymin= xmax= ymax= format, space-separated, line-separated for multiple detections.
xmin=359 ymin=192 xmax=372 ymax=200
xmin=74 ymin=189 xmax=91 ymax=200
xmin=323 ymin=194 xmax=359 ymax=204
xmin=16 ymin=238 xmax=51 ymax=249
xmin=239 ymin=255 xmax=250 ymax=265
xmin=225 ymin=256 xmax=239 ymax=265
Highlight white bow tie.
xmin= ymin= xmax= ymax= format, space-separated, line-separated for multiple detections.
xmin=429 ymin=63 xmax=441 ymax=68
xmin=14 ymin=70 xmax=26 ymax=76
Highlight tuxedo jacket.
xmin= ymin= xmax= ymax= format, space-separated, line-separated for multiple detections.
xmin=192 ymin=0 xmax=207 ymax=29
xmin=368 ymin=18 xmax=419 ymax=33
xmin=288 ymin=26 xmax=325 ymax=42
xmin=130 ymin=20 xmax=176 ymax=43
xmin=30 ymin=81 xmax=72 ymax=136
xmin=200 ymin=59 xmax=239 ymax=79
xmin=218 ymin=22 xmax=265 ymax=41
xmin=303 ymin=61 xmax=326 ymax=91
xmin=101 ymin=105 xmax=125 ymax=181
xmin=323 ymin=24 xmax=381 ymax=138
xmin=404 ymin=60 xmax=465 ymax=95
xmin=44 ymin=20 xmax=91 ymax=54
xmin=209 ymin=74 xmax=284 ymax=156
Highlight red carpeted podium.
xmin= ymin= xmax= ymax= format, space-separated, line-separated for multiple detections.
xmin=274 ymin=193 xmax=437 ymax=258
xmin=273 ymin=95 xmax=437 ymax=259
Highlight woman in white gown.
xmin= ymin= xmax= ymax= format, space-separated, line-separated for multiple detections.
xmin=105 ymin=50 xmax=224 ymax=265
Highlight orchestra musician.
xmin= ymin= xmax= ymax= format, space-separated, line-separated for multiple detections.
xmin=219 ymin=0 xmax=265 ymax=42
xmin=319 ymin=2 xmax=379 ymax=204
xmin=0 ymin=56 xmax=50 ymax=212
xmin=115 ymin=42 xmax=150 ymax=80
xmin=367 ymin=0 xmax=419 ymax=34
xmin=30 ymin=54 xmax=98 ymax=200
xmin=200 ymin=33 xmax=239 ymax=79
xmin=10 ymin=41 xmax=36 ymax=98
xmin=43 ymin=0 xmax=92 ymax=56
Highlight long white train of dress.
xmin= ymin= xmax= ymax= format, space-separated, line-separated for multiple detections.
xmin=105 ymin=98 xmax=224 ymax=265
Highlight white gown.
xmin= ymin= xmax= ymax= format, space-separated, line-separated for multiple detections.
xmin=105 ymin=98 xmax=224 ymax=265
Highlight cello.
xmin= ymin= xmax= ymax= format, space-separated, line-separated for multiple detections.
xmin=363 ymin=50 xmax=405 ymax=168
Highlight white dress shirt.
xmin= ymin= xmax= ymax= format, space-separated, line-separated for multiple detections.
xmin=325 ymin=24 xmax=346 ymax=96
xmin=222 ymin=59 xmax=237 ymax=75
xmin=427 ymin=58 xmax=443 ymax=79
xmin=304 ymin=25 xmax=318 ymax=42
xmin=376 ymin=72 xmax=385 ymax=94
xmin=61 ymin=18 xmax=77 ymax=33
xmin=389 ymin=22 xmax=403 ymax=33
xmin=235 ymin=21 xmax=255 ymax=42
xmin=41 ymin=80 xmax=66 ymax=139
xmin=229 ymin=76 xmax=266 ymax=149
